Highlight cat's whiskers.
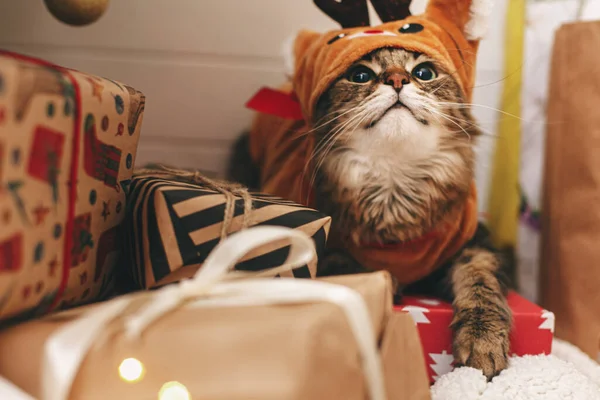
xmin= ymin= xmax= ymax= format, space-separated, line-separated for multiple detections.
xmin=416 ymin=96 xmax=494 ymax=139
xmin=313 ymin=107 xmax=371 ymax=166
xmin=432 ymin=108 xmax=501 ymax=138
xmin=302 ymin=107 xmax=371 ymax=203
xmin=310 ymin=106 xmax=377 ymax=193
xmin=294 ymin=106 xmax=360 ymax=140
xmin=309 ymin=108 xmax=365 ymax=158
xmin=300 ymin=103 xmax=374 ymax=201
xmin=435 ymin=101 xmax=526 ymax=122
xmin=428 ymin=107 xmax=472 ymax=141
xmin=309 ymin=105 xmax=377 ymax=192
xmin=431 ymin=101 xmax=519 ymax=139
xmin=306 ymin=91 xmax=382 ymax=140
xmin=429 ymin=75 xmax=453 ymax=96
xmin=312 ymin=106 xmax=369 ymax=163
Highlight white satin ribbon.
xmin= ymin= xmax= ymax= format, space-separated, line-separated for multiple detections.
xmin=42 ymin=226 xmax=387 ymax=400
xmin=0 ymin=375 xmax=36 ymax=400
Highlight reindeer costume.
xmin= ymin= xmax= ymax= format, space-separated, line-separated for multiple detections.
xmin=246 ymin=0 xmax=490 ymax=285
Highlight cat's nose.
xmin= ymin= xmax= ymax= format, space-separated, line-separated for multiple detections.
xmin=385 ymin=72 xmax=409 ymax=92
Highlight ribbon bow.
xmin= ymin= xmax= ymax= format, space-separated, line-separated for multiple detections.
xmin=42 ymin=226 xmax=387 ymax=400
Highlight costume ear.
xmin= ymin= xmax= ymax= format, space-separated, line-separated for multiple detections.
xmin=314 ymin=0 xmax=370 ymax=28
xmin=370 ymin=0 xmax=412 ymax=23
xmin=426 ymin=0 xmax=493 ymax=41
xmin=283 ymin=30 xmax=322 ymax=78
xmin=294 ymin=30 xmax=322 ymax=62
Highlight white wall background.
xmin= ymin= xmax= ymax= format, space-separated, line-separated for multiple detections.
xmin=0 ymin=0 xmax=508 ymax=211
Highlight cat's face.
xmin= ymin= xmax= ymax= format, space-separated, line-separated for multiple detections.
xmin=314 ymin=47 xmax=477 ymax=160
xmin=312 ymin=47 xmax=479 ymax=244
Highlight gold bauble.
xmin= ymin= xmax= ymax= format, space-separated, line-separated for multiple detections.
xmin=44 ymin=0 xmax=110 ymax=26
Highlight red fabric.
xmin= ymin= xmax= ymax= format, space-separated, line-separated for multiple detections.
xmin=246 ymin=87 xmax=304 ymax=121
xmin=395 ymin=292 xmax=555 ymax=383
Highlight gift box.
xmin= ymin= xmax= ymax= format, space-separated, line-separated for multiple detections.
xmin=541 ymin=21 xmax=600 ymax=360
xmin=120 ymin=167 xmax=332 ymax=290
xmin=396 ymin=292 xmax=555 ymax=383
xmin=0 ymin=227 xmax=430 ymax=400
xmin=0 ymin=51 xmax=144 ymax=322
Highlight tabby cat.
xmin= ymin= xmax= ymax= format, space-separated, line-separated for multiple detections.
xmin=229 ymin=0 xmax=511 ymax=380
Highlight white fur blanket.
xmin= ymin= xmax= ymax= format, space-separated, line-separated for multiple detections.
xmin=431 ymin=339 xmax=600 ymax=399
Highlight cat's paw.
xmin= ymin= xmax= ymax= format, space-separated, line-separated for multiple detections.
xmin=452 ymin=312 xmax=510 ymax=380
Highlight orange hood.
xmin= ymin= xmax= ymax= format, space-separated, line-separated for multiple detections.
xmin=292 ymin=0 xmax=491 ymax=123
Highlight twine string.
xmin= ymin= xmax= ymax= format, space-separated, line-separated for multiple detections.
xmin=134 ymin=164 xmax=253 ymax=240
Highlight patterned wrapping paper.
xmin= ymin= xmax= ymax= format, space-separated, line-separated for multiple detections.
xmin=120 ymin=175 xmax=332 ymax=290
xmin=396 ymin=292 xmax=555 ymax=383
xmin=0 ymin=51 xmax=144 ymax=322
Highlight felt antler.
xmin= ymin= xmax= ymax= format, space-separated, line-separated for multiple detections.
xmin=370 ymin=0 xmax=412 ymax=22
xmin=313 ymin=0 xmax=371 ymax=28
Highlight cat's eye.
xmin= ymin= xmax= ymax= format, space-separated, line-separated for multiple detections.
xmin=348 ymin=66 xmax=375 ymax=84
xmin=412 ymin=63 xmax=437 ymax=81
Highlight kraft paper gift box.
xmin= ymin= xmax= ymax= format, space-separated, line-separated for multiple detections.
xmin=541 ymin=20 xmax=600 ymax=360
xmin=0 ymin=51 xmax=144 ymax=322
xmin=396 ymin=292 xmax=555 ymax=383
xmin=0 ymin=227 xmax=430 ymax=400
xmin=119 ymin=168 xmax=332 ymax=290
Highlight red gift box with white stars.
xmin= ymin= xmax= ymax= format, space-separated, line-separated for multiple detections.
xmin=395 ymin=292 xmax=555 ymax=383
xmin=0 ymin=51 xmax=144 ymax=322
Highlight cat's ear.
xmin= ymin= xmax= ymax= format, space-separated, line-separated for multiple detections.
xmin=283 ymin=30 xmax=322 ymax=78
xmin=425 ymin=0 xmax=493 ymax=41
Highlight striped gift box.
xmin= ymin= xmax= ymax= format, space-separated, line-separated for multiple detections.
xmin=121 ymin=175 xmax=331 ymax=290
